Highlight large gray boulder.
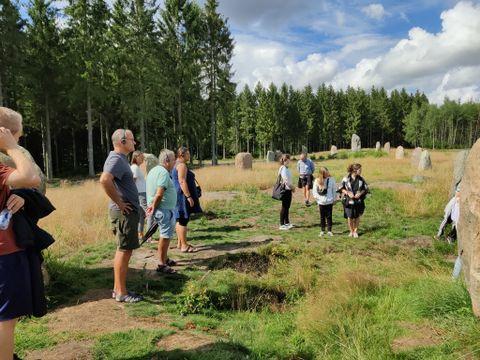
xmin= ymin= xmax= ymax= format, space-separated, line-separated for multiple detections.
xmin=395 ymin=146 xmax=405 ymax=159
xmin=418 ymin=150 xmax=432 ymax=171
xmin=375 ymin=142 xmax=381 ymax=151
xmin=330 ymin=145 xmax=338 ymax=156
xmin=452 ymin=150 xmax=469 ymax=195
xmin=351 ymin=134 xmax=361 ymax=152
xmin=235 ymin=152 xmax=253 ymax=170
xmin=411 ymin=147 xmax=422 ymax=167
xmin=266 ymin=151 xmax=275 ymax=162
xmin=0 ymin=146 xmax=46 ymax=194
xmin=457 ymin=139 xmax=480 ymax=316
xmin=384 ymin=142 xmax=391 ymax=153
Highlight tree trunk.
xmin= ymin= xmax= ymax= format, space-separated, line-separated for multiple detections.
xmin=105 ymin=119 xmax=110 ymax=155
xmin=100 ymin=117 xmax=105 ymax=155
xmin=210 ymin=95 xmax=217 ymax=165
xmin=45 ymin=96 xmax=53 ymax=180
xmin=72 ymin=128 xmax=78 ymax=171
xmin=87 ymin=85 xmax=95 ymax=177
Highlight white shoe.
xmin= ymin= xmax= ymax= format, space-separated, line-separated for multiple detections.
xmin=285 ymin=223 xmax=294 ymax=229
xmin=279 ymin=225 xmax=289 ymax=230
xmin=327 ymin=231 xmax=333 ymax=237
xmin=348 ymin=232 xmax=353 ymax=237
xmin=319 ymin=231 xmax=324 ymax=237
xmin=353 ymin=232 xmax=359 ymax=238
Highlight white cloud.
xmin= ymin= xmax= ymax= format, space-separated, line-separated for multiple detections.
xmin=361 ymin=4 xmax=388 ymax=20
xmin=232 ymin=1 xmax=480 ymax=103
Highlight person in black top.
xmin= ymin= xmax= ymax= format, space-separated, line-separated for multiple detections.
xmin=339 ymin=163 xmax=369 ymax=238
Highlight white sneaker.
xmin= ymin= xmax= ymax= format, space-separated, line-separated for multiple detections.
xmin=319 ymin=231 xmax=324 ymax=237
xmin=348 ymin=232 xmax=353 ymax=237
xmin=285 ymin=223 xmax=294 ymax=229
xmin=279 ymin=225 xmax=289 ymax=230
xmin=327 ymin=231 xmax=333 ymax=237
xmin=353 ymin=232 xmax=359 ymax=238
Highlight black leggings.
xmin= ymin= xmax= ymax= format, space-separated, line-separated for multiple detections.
xmin=319 ymin=204 xmax=333 ymax=231
xmin=280 ymin=190 xmax=292 ymax=225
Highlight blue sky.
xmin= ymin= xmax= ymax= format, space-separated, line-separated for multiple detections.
xmin=220 ymin=0 xmax=480 ymax=103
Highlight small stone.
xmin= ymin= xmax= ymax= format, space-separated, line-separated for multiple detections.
xmin=418 ymin=150 xmax=432 ymax=171
xmin=411 ymin=147 xmax=422 ymax=167
xmin=266 ymin=151 xmax=275 ymax=162
xmin=384 ymin=142 xmax=391 ymax=153
xmin=375 ymin=142 xmax=381 ymax=151
xmin=330 ymin=145 xmax=338 ymax=156
xmin=235 ymin=152 xmax=253 ymax=170
xmin=351 ymin=134 xmax=361 ymax=152
xmin=395 ymin=146 xmax=405 ymax=159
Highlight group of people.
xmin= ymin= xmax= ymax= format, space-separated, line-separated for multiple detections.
xmin=99 ymin=129 xmax=202 ymax=304
xmin=277 ymin=152 xmax=369 ymax=238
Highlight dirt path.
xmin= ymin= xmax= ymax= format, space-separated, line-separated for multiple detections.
xmin=25 ymin=224 xmax=280 ymax=359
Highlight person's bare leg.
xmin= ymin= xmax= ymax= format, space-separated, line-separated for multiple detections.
xmin=176 ymin=223 xmax=192 ymax=251
xmin=303 ymin=186 xmax=308 ymax=202
xmin=114 ymin=249 xmax=132 ymax=296
xmin=347 ymin=218 xmax=355 ymax=235
xmin=354 ymin=217 xmax=361 ymax=234
xmin=0 ymin=319 xmax=16 ymax=360
xmin=157 ymin=237 xmax=170 ymax=265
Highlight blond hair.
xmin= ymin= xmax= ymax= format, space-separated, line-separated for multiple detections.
xmin=0 ymin=107 xmax=22 ymax=135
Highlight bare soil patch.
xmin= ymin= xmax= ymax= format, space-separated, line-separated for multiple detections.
xmin=25 ymin=340 xmax=94 ymax=360
xmin=157 ymin=331 xmax=216 ymax=352
xmin=391 ymin=321 xmax=446 ymax=353
xmin=47 ymin=291 xmax=173 ymax=336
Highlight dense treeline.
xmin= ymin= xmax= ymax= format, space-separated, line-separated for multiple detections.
xmin=1 ymin=0 xmax=479 ymax=177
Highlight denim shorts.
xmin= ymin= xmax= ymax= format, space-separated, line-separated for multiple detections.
xmin=153 ymin=208 xmax=176 ymax=239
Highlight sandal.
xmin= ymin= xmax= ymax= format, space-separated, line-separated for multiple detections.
xmin=115 ymin=293 xmax=143 ymax=303
xmin=180 ymin=245 xmax=198 ymax=253
xmin=156 ymin=264 xmax=177 ymax=274
xmin=166 ymin=258 xmax=177 ymax=266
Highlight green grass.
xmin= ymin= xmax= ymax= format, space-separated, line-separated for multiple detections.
xmin=18 ymin=160 xmax=480 ymax=359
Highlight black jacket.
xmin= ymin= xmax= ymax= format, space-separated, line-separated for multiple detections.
xmin=11 ymin=188 xmax=56 ymax=317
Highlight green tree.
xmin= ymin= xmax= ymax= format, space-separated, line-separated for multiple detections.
xmin=202 ymin=0 xmax=234 ymax=165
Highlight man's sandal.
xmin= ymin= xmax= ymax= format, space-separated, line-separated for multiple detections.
xmin=156 ymin=264 xmax=177 ymax=274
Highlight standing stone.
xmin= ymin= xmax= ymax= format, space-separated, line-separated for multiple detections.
xmin=411 ymin=147 xmax=422 ymax=167
xmin=301 ymin=145 xmax=308 ymax=154
xmin=140 ymin=153 xmax=159 ymax=175
xmin=457 ymin=139 xmax=480 ymax=316
xmin=266 ymin=151 xmax=275 ymax=162
xmin=351 ymin=134 xmax=361 ymax=152
xmin=452 ymin=150 xmax=469 ymax=195
xmin=0 ymin=146 xmax=46 ymax=194
xmin=383 ymin=142 xmax=391 ymax=153
xmin=330 ymin=145 xmax=338 ymax=156
xmin=274 ymin=150 xmax=283 ymax=161
xmin=375 ymin=142 xmax=381 ymax=151
xmin=418 ymin=150 xmax=432 ymax=171
xmin=395 ymin=146 xmax=405 ymax=159
xmin=235 ymin=152 xmax=253 ymax=170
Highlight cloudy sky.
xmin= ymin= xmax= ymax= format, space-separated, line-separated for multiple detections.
xmin=219 ymin=0 xmax=480 ymax=103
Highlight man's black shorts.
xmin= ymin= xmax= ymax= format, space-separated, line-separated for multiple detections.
xmin=298 ymin=174 xmax=314 ymax=189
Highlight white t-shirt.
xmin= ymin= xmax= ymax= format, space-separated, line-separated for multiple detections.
xmin=278 ymin=165 xmax=293 ymax=190
xmin=130 ymin=164 xmax=146 ymax=193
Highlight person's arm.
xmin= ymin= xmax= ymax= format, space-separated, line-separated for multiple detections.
xmin=354 ymin=179 xmax=368 ymax=199
xmin=131 ymin=165 xmax=138 ymax=181
xmin=0 ymin=128 xmax=40 ymax=188
xmin=177 ymin=163 xmax=194 ymax=207
xmin=149 ymin=187 xmax=165 ymax=212
xmin=312 ymin=179 xmax=320 ymax=199
xmin=99 ymin=171 xmax=132 ymax=214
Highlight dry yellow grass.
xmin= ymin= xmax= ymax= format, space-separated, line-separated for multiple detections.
xmin=39 ymin=149 xmax=458 ymax=254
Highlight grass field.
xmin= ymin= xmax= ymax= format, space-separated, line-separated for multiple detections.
xmin=18 ymin=149 xmax=480 ymax=359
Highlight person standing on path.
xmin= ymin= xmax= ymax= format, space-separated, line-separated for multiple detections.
xmin=0 ymin=107 xmax=41 ymax=360
xmin=146 ymin=149 xmax=178 ymax=274
xmin=312 ymin=167 xmax=336 ymax=237
xmin=130 ymin=151 xmax=147 ymax=240
xmin=100 ymin=129 xmax=143 ymax=303
xmin=339 ymin=163 xmax=369 ymax=238
xmin=279 ymin=154 xmax=295 ymax=230
xmin=172 ymin=147 xmax=202 ymax=253
xmin=297 ymin=151 xmax=315 ymax=207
